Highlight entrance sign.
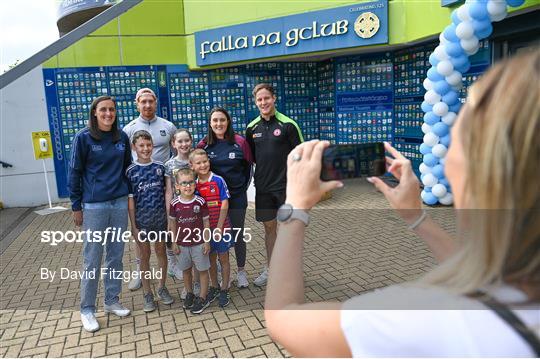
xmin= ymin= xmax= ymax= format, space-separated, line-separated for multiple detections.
xmin=194 ymin=0 xmax=388 ymax=66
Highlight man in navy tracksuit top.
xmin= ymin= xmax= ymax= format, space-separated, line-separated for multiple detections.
xmin=245 ymin=83 xmax=304 ymax=287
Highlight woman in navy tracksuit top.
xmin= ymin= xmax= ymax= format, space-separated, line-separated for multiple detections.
xmin=197 ymin=107 xmax=253 ymax=288
xmin=69 ymin=96 xmax=132 ymax=332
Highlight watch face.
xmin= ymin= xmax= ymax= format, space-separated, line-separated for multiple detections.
xmin=277 ymin=204 xmax=293 ymax=222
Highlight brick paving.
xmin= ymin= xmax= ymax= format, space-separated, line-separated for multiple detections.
xmin=0 ymin=180 xmax=457 ymax=358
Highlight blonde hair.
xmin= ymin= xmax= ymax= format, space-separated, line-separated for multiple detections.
xmin=423 ymin=49 xmax=540 ymax=300
xmin=189 ymin=148 xmax=208 ymax=162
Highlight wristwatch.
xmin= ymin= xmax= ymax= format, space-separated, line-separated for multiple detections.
xmin=276 ymin=203 xmax=310 ymax=226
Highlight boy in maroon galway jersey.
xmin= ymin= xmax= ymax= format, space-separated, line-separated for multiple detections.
xmin=169 ymin=168 xmax=211 ymax=314
xmin=190 ymin=149 xmax=233 ymax=308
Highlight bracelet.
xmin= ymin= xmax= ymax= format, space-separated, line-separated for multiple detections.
xmin=408 ymin=210 xmax=427 ymax=230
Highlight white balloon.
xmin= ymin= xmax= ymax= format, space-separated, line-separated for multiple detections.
xmin=422 ymin=173 xmax=438 ymax=187
xmin=439 ymin=33 xmax=448 ymax=45
xmin=425 ymin=90 xmax=442 ymax=105
xmin=424 ymin=132 xmax=440 ymax=147
xmin=437 ymin=60 xmax=454 ymax=77
xmin=423 ymin=78 xmax=434 ymax=91
xmin=432 ymin=184 xmax=448 ymax=198
xmin=461 ymin=36 xmax=479 ymax=53
xmin=439 ymin=157 xmax=446 ymax=165
xmin=422 ymin=123 xmax=432 ymax=134
xmin=488 ymin=0 xmax=507 ymax=22
xmin=432 ymin=144 xmax=448 ymax=158
xmin=442 ymin=112 xmax=457 ymax=126
xmin=419 ymin=163 xmax=432 ymax=174
xmin=457 ymin=4 xmax=472 ymax=22
xmin=446 ymin=71 xmax=463 ymax=86
xmin=456 ymin=21 xmax=475 ymax=39
xmin=439 ymin=192 xmax=454 ymax=205
xmin=433 ymin=102 xmax=449 ymax=117
xmin=433 ymin=45 xmax=449 ymax=61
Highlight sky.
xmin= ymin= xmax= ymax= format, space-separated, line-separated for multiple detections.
xmin=0 ymin=0 xmax=60 ymax=73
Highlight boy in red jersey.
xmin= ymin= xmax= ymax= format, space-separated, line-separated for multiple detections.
xmin=190 ymin=149 xmax=232 ymax=308
xmin=169 ymin=168 xmax=211 ymax=314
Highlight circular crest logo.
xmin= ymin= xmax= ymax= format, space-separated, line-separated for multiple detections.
xmin=354 ymin=12 xmax=380 ymax=39
xmin=193 ymin=205 xmax=200 ymax=213
xmin=273 ymin=129 xmax=281 ymax=137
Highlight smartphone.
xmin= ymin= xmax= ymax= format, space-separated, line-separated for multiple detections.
xmin=320 ymin=143 xmax=386 ymax=181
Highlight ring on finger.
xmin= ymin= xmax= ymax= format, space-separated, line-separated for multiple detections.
xmin=292 ymin=153 xmax=302 ymax=162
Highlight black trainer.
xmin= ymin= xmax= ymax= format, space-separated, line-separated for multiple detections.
xmin=190 ymin=296 xmax=209 ymax=314
xmin=183 ymin=292 xmax=195 ymax=309
xmin=207 ymin=286 xmax=219 ymax=303
xmin=219 ymin=289 xmax=230 ymax=308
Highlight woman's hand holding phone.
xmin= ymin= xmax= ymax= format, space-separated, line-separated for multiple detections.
xmin=286 ymin=140 xmax=343 ymax=211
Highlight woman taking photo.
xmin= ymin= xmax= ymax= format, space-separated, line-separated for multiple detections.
xmin=265 ymin=50 xmax=540 ymax=356
xmin=69 ymin=96 xmax=132 ymax=333
xmin=197 ymin=107 xmax=253 ymax=288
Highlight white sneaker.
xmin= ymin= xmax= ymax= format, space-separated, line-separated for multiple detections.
xmin=236 ymin=270 xmax=249 ymax=288
xmin=104 ymin=302 xmax=131 ymax=317
xmin=253 ymin=267 xmax=268 ymax=287
xmin=193 ymin=281 xmax=201 ymax=296
xmin=128 ymin=263 xmax=142 ymax=290
xmin=81 ymin=312 xmax=100 ymax=332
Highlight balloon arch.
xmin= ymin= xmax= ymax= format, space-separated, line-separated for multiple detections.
xmin=419 ymin=0 xmax=525 ymax=205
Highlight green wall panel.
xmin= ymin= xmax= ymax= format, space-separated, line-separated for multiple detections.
xmin=184 ymin=0 xmax=361 ymax=33
xmin=118 ymin=0 xmax=185 ymax=35
xmin=49 ymin=37 xmax=121 ymax=68
xmin=121 ymin=37 xmax=187 ymax=65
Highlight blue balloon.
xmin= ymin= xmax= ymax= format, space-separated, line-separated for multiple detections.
xmin=424 ymin=112 xmax=440 ymax=126
xmin=451 ymin=9 xmax=461 ymax=25
xmin=442 ymin=91 xmax=460 ymax=106
xmin=439 ymin=178 xmax=450 ymax=187
xmin=451 ymin=54 xmax=469 ymax=70
xmin=424 ymin=154 xmax=439 ymax=167
xmin=421 ymin=101 xmax=434 ymax=113
xmin=427 ymin=67 xmax=444 ymax=81
xmin=476 ymin=23 xmax=493 ymax=39
xmin=429 ymin=53 xmax=440 ymax=67
xmin=507 ymin=0 xmax=525 ymax=7
xmin=432 ymin=164 xmax=445 ymax=179
xmin=424 ymin=186 xmax=432 ymax=193
xmin=432 ymin=122 xmax=449 ymax=137
xmin=424 ymin=192 xmax=439 ymax=205
xmin=434 ymin=80 xmax=451 ymax=95
xmin=450 ymin=102 xmax=462 ymax=113
xmin=440 ymin=134 xmax=451 ymax=147
xmin=420 ymin=143 xmax=433 ymax=155
xmin=445 ymin=42 xmax=464 ymax=57
xmin=456 ymin=61 xmax=471 ymax=74
xmin=469 ymin=2 xmax=489 ymax=20
xmin=443 ymin=24 xmax=460 ymax=42
xmin=472 ymin=19 xmax=491 ymax=33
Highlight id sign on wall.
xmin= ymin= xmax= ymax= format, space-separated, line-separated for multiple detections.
xmin=194 ymin=0 xmax=388 ymax=66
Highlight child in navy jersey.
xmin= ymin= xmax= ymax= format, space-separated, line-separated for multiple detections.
xmin=126 ymin=130 xmax=174 ymax=312
xmin=169 ymin=168 xmax=212 ymax=314
xmin=190 ymin=149 xmax=232 ymax=308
